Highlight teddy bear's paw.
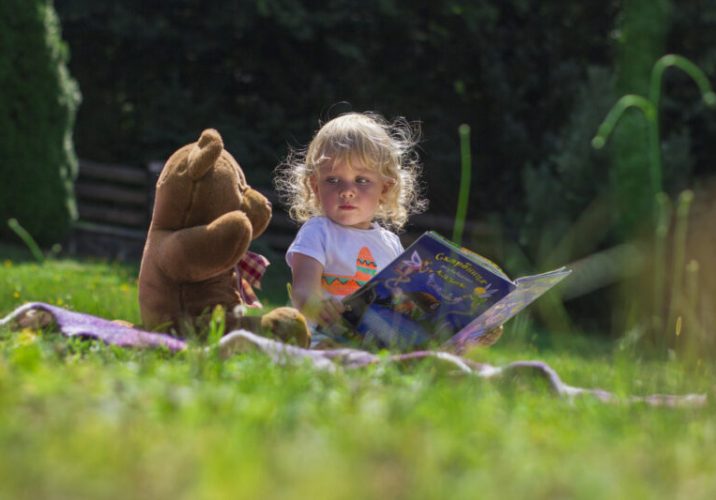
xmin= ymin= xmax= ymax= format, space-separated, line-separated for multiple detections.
xmin=260 ymin=307 xmax=312 ymax=348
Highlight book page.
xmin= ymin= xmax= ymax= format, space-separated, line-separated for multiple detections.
xmin=443 ymin=267 xmax=572 ymax=351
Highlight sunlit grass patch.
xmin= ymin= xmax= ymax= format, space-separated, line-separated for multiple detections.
xmin=0 ymin=256 xmax=141 ymax=323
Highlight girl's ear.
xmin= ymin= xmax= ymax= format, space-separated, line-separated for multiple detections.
xmin=379 ymin=179 xmax=396 ymax=205
xmin=381 ymin=178 xmax=396 ymax=195
xmin=309 ymin=174 xmax=320 ymax=199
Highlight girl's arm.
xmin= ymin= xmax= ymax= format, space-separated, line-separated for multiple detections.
xmin=289 ymin=253 xmax=345 ymax=328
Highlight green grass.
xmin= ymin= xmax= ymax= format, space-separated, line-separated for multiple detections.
xmin=1 ymin=244 xmax=715 ymax=499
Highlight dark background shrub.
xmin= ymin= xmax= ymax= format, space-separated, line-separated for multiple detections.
xmin=0 ymin=0 xmax=81 ymax=245
xmin=52 ymin=0 xmax=618 ymax=226
xmin=51 ymin=1 xmax=716 ymax=249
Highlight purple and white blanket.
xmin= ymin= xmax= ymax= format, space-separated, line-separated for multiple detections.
xmin=0 ymin=302 xmax=707 ymax=408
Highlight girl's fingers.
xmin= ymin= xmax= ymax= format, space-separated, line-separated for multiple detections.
xmin=326 ymin=298 xmax=345 ymax=315
xmin=317 ymin=298 xmax=345 ymax=327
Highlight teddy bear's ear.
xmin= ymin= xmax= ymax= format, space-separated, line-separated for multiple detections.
xmin=187 ymin=129 xmax=224 ymax=180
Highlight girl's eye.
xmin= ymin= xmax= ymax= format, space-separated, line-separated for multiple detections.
xmin=325 ymin=177 xmax=339 ymax=184
xmin=356 ymin=177 xmax=370 ymax=184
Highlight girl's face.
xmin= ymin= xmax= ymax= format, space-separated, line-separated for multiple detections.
xmin=310 ymin=159 xmax=392 ymax=229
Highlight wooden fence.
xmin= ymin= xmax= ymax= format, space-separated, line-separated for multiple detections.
xmin=68 ymin=159 xmax=155 ymax=260
xmin=69 ymin=159 xmax=493 ymax=260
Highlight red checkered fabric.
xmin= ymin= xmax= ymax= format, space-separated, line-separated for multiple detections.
xmin=235 ymin=251 xmax=270 ymax=308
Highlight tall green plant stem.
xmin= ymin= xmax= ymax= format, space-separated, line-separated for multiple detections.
xmin=650 ymin=55 xmax=716 ymax=112
xmin=593 ymin=54 xmax=716 ymax=215
xmin=592 ymin=95 xmax=659 ymax=205
xmin=648 ymin=55 xmax=716 ymax=196
xmin=7 ymin=218 xmax=44 ymax=263
xmin=652 ymin=193 xmax=671 ymax=336
xmin=452 ymin=124 xmax=472 ymax=246
xmin=665 ymin=190 xmax=694 ymax=342
xmin=683 ymin=259 xmax=700 ymax=356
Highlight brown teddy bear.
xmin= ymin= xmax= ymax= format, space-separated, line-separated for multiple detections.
xmin=138 ymin=129 xmax=310 ymax=347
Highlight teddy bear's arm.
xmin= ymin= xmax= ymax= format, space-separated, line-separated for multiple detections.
xmin=157 ymin=211 xmax=253 ymax=282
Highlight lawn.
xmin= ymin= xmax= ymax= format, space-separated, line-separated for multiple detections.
xmin=1 ymin=244 xmax=715 ymax=499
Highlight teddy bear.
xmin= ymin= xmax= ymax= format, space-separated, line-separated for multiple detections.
xmin=138 ymin=128 xmax=310 ymax=347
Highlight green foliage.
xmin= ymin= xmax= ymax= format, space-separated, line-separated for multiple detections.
xmin=521 ymin=67 xmax=616 ymax=264
xmin=668 ymin=0 xmax=716 ymax=179
xmin=517 ymin=68 xmax=622 ymax=335
xmin=610 ymin=0 xmax=671 ymax=237
xmin=53 ymin=0 xmax=617 ymax=220
xmin=520 ymin=49 xmax=716 ymax=334
xmin=0 ymin=0 xmax=81 ymax=245
xmin=47 ymin=1 xmax=716 ymax=229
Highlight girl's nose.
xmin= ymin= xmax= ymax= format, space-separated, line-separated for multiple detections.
xmin=339 ymin=185 xmax=355 ymax=198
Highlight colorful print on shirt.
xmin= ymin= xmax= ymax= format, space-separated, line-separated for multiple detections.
xmin=321 ymin=247 xmax=378 ymax=296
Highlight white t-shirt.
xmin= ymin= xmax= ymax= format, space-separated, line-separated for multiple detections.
xmin=286 ymin=216 xmax=404 ymax=299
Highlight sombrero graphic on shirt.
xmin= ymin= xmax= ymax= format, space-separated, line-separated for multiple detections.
xmin=321 ymin=246 xmax=377 ymax=296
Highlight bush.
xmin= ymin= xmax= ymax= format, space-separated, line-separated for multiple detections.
xmin=0 ymin=0 xmax=81 ymax=246
xmin=53 ymin=0 xmax=616 ymax=220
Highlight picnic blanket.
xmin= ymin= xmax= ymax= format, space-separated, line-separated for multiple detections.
xmin=0 ymin=302 xmax=707 ymax=408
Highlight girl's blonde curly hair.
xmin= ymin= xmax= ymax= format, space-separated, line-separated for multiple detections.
xmin=274 ymin=112 xmax=427 ymax=232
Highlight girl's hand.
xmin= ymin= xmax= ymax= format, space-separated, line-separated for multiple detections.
xmin=288 ymin=253 xmax=346 ymax=328
xmin=314 ymin=297 xmax=346 ymax=329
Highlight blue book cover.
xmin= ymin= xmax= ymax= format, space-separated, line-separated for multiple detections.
xmin=338 ymin=231 xmax=571 ymax=351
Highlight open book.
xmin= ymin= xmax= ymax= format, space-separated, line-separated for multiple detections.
xmin=333 ymin=231 xmax=571 ymax=351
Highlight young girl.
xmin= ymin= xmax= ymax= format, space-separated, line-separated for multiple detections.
xmin=275 ymin=112 xmax=427 ymax=347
